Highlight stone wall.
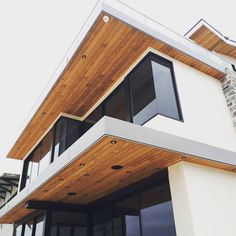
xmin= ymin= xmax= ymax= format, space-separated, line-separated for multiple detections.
xmin=221 ymin=69 xmax=236 ymax=129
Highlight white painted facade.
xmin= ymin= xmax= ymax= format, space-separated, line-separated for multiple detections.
xmin=0 ymin=224 xmax=14 ymax=236
xmin=145 ymin=49 xmax=236 ymax=153
xmin=215 ymin=52 xmax=236 ymax=66
xmin=169 ymin=162 xmax=236 ymax=236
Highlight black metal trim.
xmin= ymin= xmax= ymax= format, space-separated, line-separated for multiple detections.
xmin=26 ymin=201 xmax=88 ymax=212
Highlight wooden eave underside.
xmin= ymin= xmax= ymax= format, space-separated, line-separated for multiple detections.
xmin=190 ymin=25 xmax=236 ymax=58
xmin=8 ymin=13 xmax=225 ymax=160
xmin=0 ymin=135 xmax=234 ymax=223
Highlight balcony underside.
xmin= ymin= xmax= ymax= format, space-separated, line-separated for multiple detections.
xmin=9 ymin=9 xmax=227 ymax=160
xmin=1 ymin=117 xmax=236 ymax=223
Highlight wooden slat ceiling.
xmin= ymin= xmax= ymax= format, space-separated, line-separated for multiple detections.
xmin=1 ymin=136 xmax=234 ymax=223
xmin=190 ymin=25 xmax=236 ymax=58
xmin=8 ymin=12 xmax=225 ymax=160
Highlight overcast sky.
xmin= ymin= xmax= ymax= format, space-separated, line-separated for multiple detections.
xmin=0 ymin=0 xmax=235 ymax=161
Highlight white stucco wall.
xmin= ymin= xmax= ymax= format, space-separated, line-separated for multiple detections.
xmin=0 ymin=224 xmax=13 ymax=236
xmin=144 ymin=49 xmax=236 ymax=152
xmin=168 ymin=162 xmax=236 ymax=236
xmin=214 ymin=52 xmax=236 ymax=66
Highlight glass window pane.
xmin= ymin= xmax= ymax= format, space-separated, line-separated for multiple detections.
xmin=74 ymin=226 xmax=87 ymax=236
xmin=125 ymin=215 xmax=141 ymax=236
xmin=152 ymin=61 xmax=180 ymax=120
xmin=85 ymin=104 xmax=103 ymax=126
xmin=140 ymin=184 xmax=176 ymax=236
xmin=130 ymin=56 xmax=158 ymax=125
xmin=15 ymin=224 xmax=22 ymax=236
xmin=59 ymin=226 xmax=71 ymax=236
xmin=50 ymin=211 xmax=87 ymax=236
xmin=35 ymin=215 xmax=45 ymax=236
xmin=93 ymin=220 xmax=113 ymax=236
xmin=105 ymin=84 xmax=130 ymax=122
xmin=38 ymin=130 xmax=53 ymax=174
xmin=24 ymin=219 xmax=34 ymax=236
xmin=53 ymin=118 xmax=67 ymax=159
xmin=66 ymin=119 xmax=80 ymax=149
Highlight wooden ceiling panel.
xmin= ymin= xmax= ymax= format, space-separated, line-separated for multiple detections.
xmin=1 ymin=136 xmax=234 ymax=223
xmin=190 ymin=25 xmax=236 ymax=58
xmin=8 ymin=13 xmax=225 ymax=160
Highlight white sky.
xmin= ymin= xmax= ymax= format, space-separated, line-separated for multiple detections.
xmin=0 ymin=0 xmax=236 ymax=161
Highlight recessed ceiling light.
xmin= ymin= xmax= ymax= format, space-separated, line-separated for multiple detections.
xmin=181 ymin=155 xmax=187 ymax=160
xmin=59 ymin=178 xmax=64 ymax=181
xmin=103 ymin=15 xmax=109 ymax=23
xmin=110 ymin=140 xmax=117 ymax=144
xmin=80 ymin=163 xmax=85 ymax=167
xmin=111 ymin=165 xmax=123 ymax=170
xmin=82 ymin=54 xmax=87 ymax=59
xmin=126 ymin=171 xmax=132 ymax=174
xmin=68 ymin=192 xmax=77 ymax=196
xmin=84 ymin=173 xmax=90 ymax=177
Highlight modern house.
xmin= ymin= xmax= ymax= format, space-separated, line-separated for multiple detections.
xmin=1 ymin=1 xmax=236 ymax=235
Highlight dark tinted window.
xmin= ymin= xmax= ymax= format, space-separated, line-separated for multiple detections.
xmin=38 ymin=130 xmax=53 ymax=174
xmin=115 ymin=196 xmax=141 ymax=236
xmin=53 ymin=118 xmax=67 ymax=159
xmin=140 ymin=184 xmax=176 ymax=236
xmin=66 ymin=119 xmax=80 ymax=148
xmin=74 ymin=226 xmax=87 ymax=236
xmin=50 ymin=211 xmax=87 ymax=236
xmin=151 ymin=59 xmax=180 ymax=120
xmin=105 ymin=84 xmax=130 ymax=122
xmin=129 ymin=56 xmax=158 ymax=125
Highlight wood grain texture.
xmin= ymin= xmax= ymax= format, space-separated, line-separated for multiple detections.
xmin=8 ymin=13 xmax=225 ymax=160
xmin=190 ymin=25 xmax=236 ymax=58
xmin=1 ymin=136 xmax=235 ymax=223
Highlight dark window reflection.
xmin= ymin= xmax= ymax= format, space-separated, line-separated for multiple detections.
xmin=141 ymin=201 xmax=176 ymax=236
xmin=59 ymin=226 xmax=71 ymax=236
xmin=74 ymin=226 xmax=87 ymax=236
xmin=129 ymin=56 xmax=158 ymax=125
xmin=115 ymin=196 xmax=141 ymax=236
xmin=125 ymin=215 xmax=141 ymax=236
xmin=66 ymin=119 xmax=80 ymax=148
xmin=140 ymin=184 xmax=176 ymax=236
xmin=105 ymin=84 xmax=130 ymax=122
xmin=50 ymin=211 xmax=87 ymax=236
xmin=54 ymin=118 xmax=67 ymax=159
xmin=152 ymin=60 xmax=180 ymax=120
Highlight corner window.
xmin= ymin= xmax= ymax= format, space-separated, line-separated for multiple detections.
xmin=129 ymin=56 xmax=158 ymax=125
xmin=128 ymin=52 xmax=182 ymax=124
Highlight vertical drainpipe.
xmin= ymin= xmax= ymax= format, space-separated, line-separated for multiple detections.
xmin=221 ymin=68 xmax=236 ymax=129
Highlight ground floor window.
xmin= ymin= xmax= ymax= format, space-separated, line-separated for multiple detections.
xmin=14 ymin=170 xmax=176 ymax=236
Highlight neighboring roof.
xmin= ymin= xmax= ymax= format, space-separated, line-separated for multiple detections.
xmin=0 ymin=173 xmax=20 ymax=210
xmin=186 ymin=19 xmax=236 ymax=58
xmin=7 ymin=0 xmax=233 ymax=160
